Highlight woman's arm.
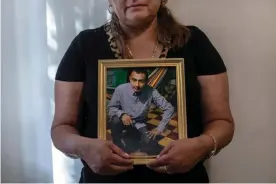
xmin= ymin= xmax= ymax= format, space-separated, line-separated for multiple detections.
xmin=51 ymin=81 xmax=91 ymax=158
xmin=197 ymin=72 xmax=235 ymax=155
xmin=51 ymin=81 xmax=133 ymax=175
xmin=147 ymin=27 xmax=234 ymax=173
xmin=51 ymin=32 xmax=133 ymax=175
xmin=147 ymin=72 xmax=234 ymax=173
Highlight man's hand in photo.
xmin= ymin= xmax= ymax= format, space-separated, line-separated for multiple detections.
xmin=121 ymin=114 xmax=132 ymax=126
xmin=146 ymin=129 xmax=161 ymax=140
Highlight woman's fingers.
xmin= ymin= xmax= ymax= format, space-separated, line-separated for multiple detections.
xmin=110 ymin=153 xmax=134 ymax=166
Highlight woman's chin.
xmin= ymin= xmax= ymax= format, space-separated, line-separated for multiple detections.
xmin=125 ymin=18 xmax=155 ymax=28
xmin=126 ymin=12 xmax=154 ymax=23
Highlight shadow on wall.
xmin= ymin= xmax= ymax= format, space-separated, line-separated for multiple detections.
xmin=47 ymin=0 xmax=109 ymax=70
xmin=1 ymin=0 xmax=23 ymax=181
xmin=2 ymin=0 xmax=54 ymax=182
xmin=46 ymin=0 xmax=109 ymax=183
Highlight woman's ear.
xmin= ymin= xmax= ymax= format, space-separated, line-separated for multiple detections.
xmin=108 ymin=1 xmax=114 ymax=14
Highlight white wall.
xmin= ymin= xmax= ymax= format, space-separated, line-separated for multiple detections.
xmin=168 ymin=0 xmax=276 ymax=182
xmin=1 ymin=0 xmax=276 ymax=183
xmin=0 ymin=0 xmax=2 ymax=181
xmin=1 ymin=0 xmax=108 ymax=182
xmin=1 ymin=0 xmax=53 ymax=182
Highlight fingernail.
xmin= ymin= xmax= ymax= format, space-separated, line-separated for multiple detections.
xmin=157 ymin=155 xmax=160 ymax=158
xmin=125 ymin=153 xmax=129 ymax=157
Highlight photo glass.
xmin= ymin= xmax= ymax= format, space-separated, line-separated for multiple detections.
xmin=98 ymin=59 xmax=187 ymax=164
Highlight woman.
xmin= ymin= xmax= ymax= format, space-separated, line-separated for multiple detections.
xmin=51 ymin=0 xmax=235 ymax=183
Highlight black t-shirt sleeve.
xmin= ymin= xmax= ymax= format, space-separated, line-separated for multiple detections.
xmin=55 ymin=31 xmax=86 ymax=82
xmin=189 ymin=26 xmax=227 ymax=76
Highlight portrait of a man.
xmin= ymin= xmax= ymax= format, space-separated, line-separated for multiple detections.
xmin=106 ymin=67 xmax=177 ymax=156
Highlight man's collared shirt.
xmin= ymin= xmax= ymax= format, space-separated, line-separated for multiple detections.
xmin=107 ymin=83 xmax=175 ymax=132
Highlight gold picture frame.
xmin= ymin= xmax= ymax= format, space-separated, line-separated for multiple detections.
xmin=98 ymin=58 xmax=187 ymax=165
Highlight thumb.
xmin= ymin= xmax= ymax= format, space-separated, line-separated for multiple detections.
xmin=109 ymin=143 xmax=130 ymax=159
xmin=158 ymin=142 xmax=174 ymax=157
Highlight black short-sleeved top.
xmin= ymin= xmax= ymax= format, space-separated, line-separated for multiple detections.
xmin=55 ymin=23 xmax=226 ymax=183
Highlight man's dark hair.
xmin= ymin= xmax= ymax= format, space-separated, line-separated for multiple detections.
xmin=127 ymin=67 xmax=149 ymax=80
xmin=127 ymin=67 xmax=149 ymax=81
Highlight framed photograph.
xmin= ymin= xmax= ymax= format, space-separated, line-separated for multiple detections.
xmin=98 ymin=58 xmax=187 ymax=165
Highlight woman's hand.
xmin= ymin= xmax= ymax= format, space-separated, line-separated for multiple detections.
xmin=81 ymin=139 xmax=134 ymax=175
xmin=147 ymin=136 xmax=213 ymax=174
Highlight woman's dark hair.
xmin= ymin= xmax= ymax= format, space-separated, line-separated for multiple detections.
xmin=110 ymin=2 xmax=191 ymax=57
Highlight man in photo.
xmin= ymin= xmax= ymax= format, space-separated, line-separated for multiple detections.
xmin=107 ymin=68 xmax=175 ymax=155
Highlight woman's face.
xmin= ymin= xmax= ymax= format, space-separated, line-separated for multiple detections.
xmin=109 ymin=0 xmax=162 ymax=27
